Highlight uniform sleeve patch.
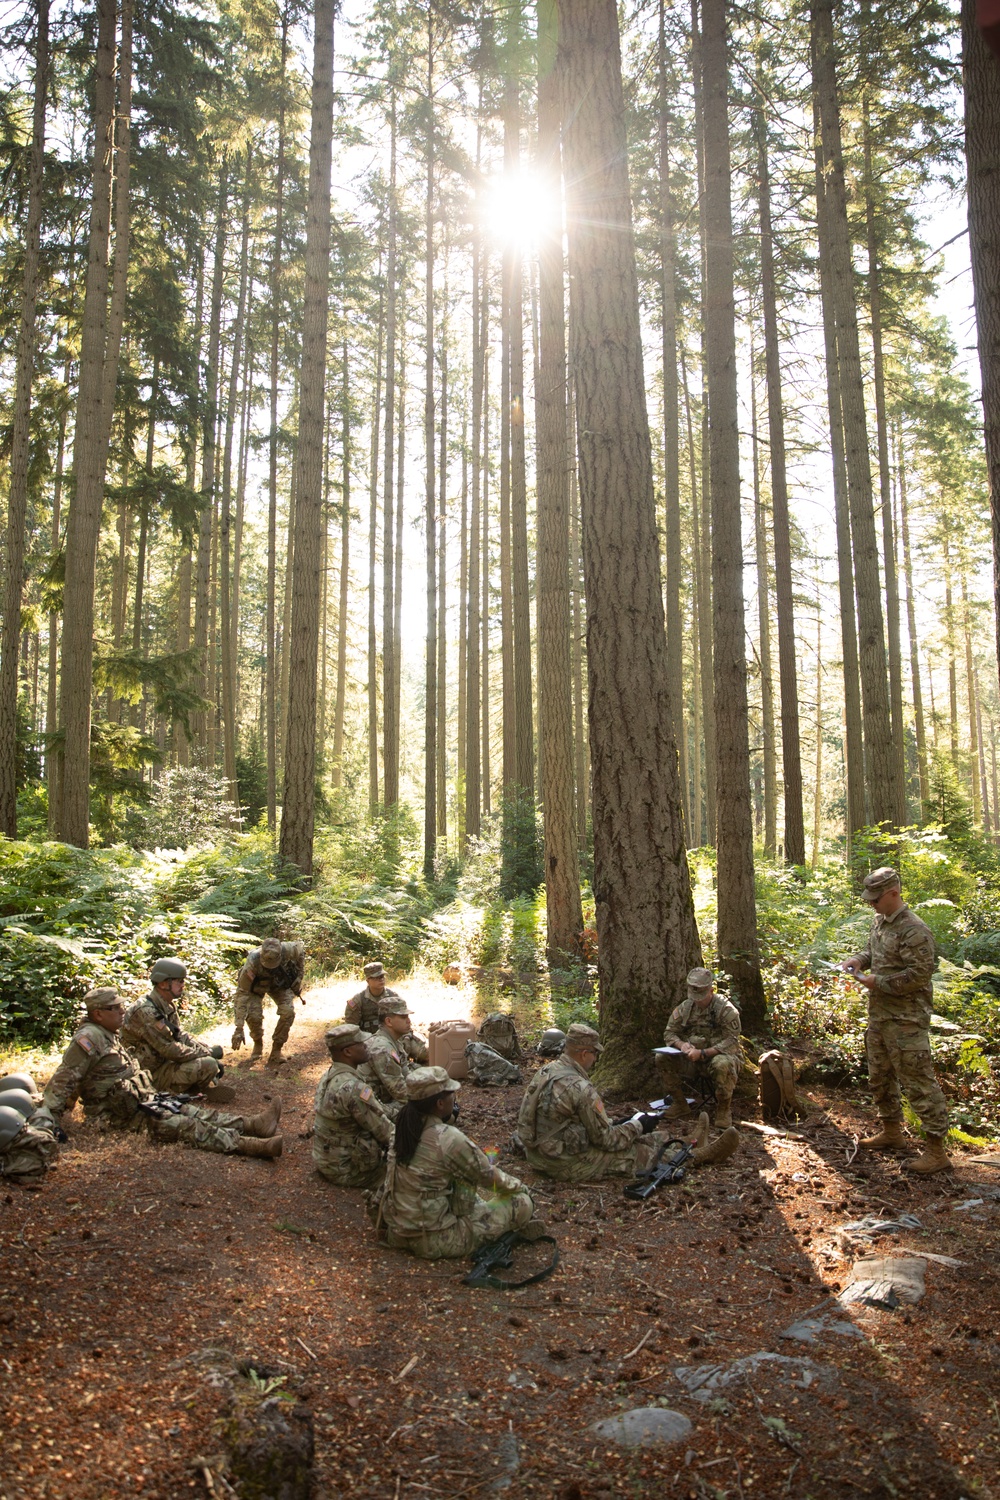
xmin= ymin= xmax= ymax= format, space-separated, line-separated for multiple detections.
xmin=390 ymin=1050 xmax=400 ymax=1063
xmin=594 ymin=1097 xmax=607 ymax=1115
xmin=154 ymin=1021 xmax=171 ymax=1034
xmin=76 ymin=1034 xmax=93 ymax=1054
xmin=359 ymin=1086 xmax=373 ymax=1101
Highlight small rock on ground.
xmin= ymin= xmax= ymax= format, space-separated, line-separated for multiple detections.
xmin=591 ymin=1407 xmax=693 ymax=1448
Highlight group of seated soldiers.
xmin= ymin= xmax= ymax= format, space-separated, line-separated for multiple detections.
xmin=0 ymin=959 xmax=738 ymax=1264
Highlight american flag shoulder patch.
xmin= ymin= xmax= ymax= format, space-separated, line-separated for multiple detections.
xmin=76 ymin=1035 xmax=94 ymax=1054
xmin=359 ymin=1086 xmax=373 ymax=1101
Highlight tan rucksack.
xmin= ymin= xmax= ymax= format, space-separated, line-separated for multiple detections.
xmin=758 ymin=1050 xmax=801 ymax=1121
xmin=477 ymin=1012 xmax=520 ymax=1061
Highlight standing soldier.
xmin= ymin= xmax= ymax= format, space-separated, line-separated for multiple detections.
xmin=344 ymin=961 xmax=428 ymax=1063
xmin=360 ymin=997 xmax=418 ymax=1119
xmin=121 ymin=959 xmax=231 ymax=1099
xmin=843 ymin=867 xmax=950 ymax=1174
xmin=656 ymin=968 xmax=742 ymax=1128
xmin=312 ymin=1023 xmax=392 ymax=1188
xmin=34 ymin=989 xmax=284 ymax=1159
xmin=231 ymin=936 xmax=306 ymax=1067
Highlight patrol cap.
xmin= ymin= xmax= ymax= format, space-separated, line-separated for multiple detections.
xmin=0 ymin=1090 xmax=34 ymax=1120
xmin=84 ymin=987 xmax=123 ymax=1013
xmin=259 ymin=937 xmax=283 ymax=968
xmin=363 ymin=961 xmax=385 ymax=980
xmin=564 ymin=1022 xmax=604 ymax=1053
xmin=150 ymin=957 xmax=187 ymax=984
xmin=0 ymin=1073 xmax=37 ymax=1097
xmin=0 ymin=1105 xmax=25 ymax=1149
xmin=686 ymin=967 xmax=714 ymax=993
xmin=378 ymin=996 xmax=410 ymax=1018
xmin=863 ymin=867 xmax=901 ymax=902
xmin=326 ymin=1023 xmax=367 ymax=1052
xmin=406 ymin=1065 xmax=461 ymax=1100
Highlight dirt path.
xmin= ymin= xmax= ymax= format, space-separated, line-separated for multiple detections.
xmin=2 ymin=980 xmax=1000 ymax=1499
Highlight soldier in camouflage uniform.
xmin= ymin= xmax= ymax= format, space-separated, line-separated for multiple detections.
xmin=121 ymin=958 xmax=226 ymax=1095
xmin=359 ymin=997 xmax=417 ymax=1120
xmin=517 ymin=1023 xmax=661 ymax=1182
xmin=313 ymin=1023 xmax=392 ymax=1188
xmin=344 ymin=962 xmax=428 ymax=1064
xmin=844 ymin=866 xmax=950 ymax=1174
xmin=35 ymin=989 xmax=284 ymax=1159
xmin=231 ymin=937 xmax=306 ymax=1067
xmin=657 ymin=968 xmax=742 ymax=1129
xmin=380 ymin=1066 xmax=536 ymax=1259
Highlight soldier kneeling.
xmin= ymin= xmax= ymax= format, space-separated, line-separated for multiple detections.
xmin=313 ymin=1024 xmax=392 ymax=1188
xmin=35 ymin=989 xmax=284 ymax=1160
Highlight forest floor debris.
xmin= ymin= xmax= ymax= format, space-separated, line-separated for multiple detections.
xmin=1 ymin=975 xmax=999 ymax=1497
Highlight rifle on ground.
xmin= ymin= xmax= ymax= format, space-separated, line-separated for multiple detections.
xmin=463 ymin=1231 xmax=560 ymax=1291
xmin=136 ymin=1092 xmax=194 ymax=1118
xmin=624 ymin=1138 xmax=694 ymax=1200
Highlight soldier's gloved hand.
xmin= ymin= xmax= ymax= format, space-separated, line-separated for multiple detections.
xmin=209 ymin=1045 xmax=224 ymax=1060
xmin=231 ymin=1027 xmax=245 ymax=1050
xmin=631 ymin=1112 xmax=661 ymax=1135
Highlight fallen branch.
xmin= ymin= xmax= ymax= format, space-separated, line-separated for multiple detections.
xmin=295 ymin=1335 xmax=317 ymax=1361
xmin=621 ymin=1325 xmax=655 ymax=1362
xmin=740 ymin=1121 xmax=806 ymax=1141
xmin=392 ymin=1354 xmax=419 ymax=1384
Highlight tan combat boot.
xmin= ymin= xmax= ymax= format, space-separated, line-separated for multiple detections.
xmin=905 ymin=1135 xmax=952 ymax=1175
xmin=661 ymin=1095 xmax=690 ymax=1122
xmin=692 ymin=1126 xmax=740 ymax=1166
xmin=521 ymin=1218 xmax=550 ymax=1241
xmin=248 ymin=1038 xmax=264 ymax=1064
xmin=714 ymin=1092 xmax=734 ymax=1130
xmin=235 ymin=1134 xmax=283 ymax=1160
xmin=861 ymin=1120 xmax=907 ymax=1150
xmin=266 ymin=1045 xmax=285 ymax=1069
xmin=240 ymin=1099 xmax=282 ymax=1138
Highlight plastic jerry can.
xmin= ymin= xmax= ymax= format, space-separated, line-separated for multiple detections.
xmin=428 ymin=1019 xmax=477 ymax=1079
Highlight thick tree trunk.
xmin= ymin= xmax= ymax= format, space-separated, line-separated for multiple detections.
xmin=56 ymin=0 xmax=119 ymax=845
xmin=279 ymin=0 xmax=334 ymax=875
xmin=367 ymin=265 xmax=384 ymax=813
xmin=750 ymin=364 xmax=777 ymax=858
xmin=812 ymin=0 xmax=895 ymax=834
xmin=47 ymin=357 xmax=70 ymax=822
xmin=437 ymin=292 xmax=449 ymax=841
xmin=701 ymin=0 xmax=764 ymax=1028
xmin=382 ymin=98 xmax=399 ymax=810
xmin=658 ymin=0 xmax=684 ymax=773
xmin=755 ymin=104 xmax=805 ymax=865
xmin=465 ymin=184 xmax=484 ymax=843
xmin=559 ymin=0 xmax=700 ymax=1084
xmin=266 ymin=7 xmax=289 ymax=827
xmin=194 ymin=168 xmax=228 ymax=764
xmin=423 ymin=11 xmax=438 ymax=880
xmin=220 ymin=160 xmax=252 ymax=806
xmin=962 ymin=0 xmax=1000 ymax=698
xmin=333 ymin=339 xmax=351 ymax=789
xmin=536 ymin=14 xmax=583 ymax=964
xmin=0 ymin=0 xmax=49 ymax=835
xmin=897 ymin=425 xmax=928 ymax=809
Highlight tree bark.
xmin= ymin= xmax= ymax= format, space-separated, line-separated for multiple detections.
xmin=897 ymin=423 xmax=928 ymax=809
xmin=367 ymin=259 xmax=384 ymax=813
xmin=423 ymin=7 xmax=438 ymax=880
xmin=382 ymin=96 xmax=399 ymax=810
xmin=750 ymin=361 xmax=777 ymax=858
xmin=266 ymin=6 xmax=289 ymax=827
xmin=333 ymin=338 xmax=351 ymax=789
xmin=194 ymin=166 xmax=228 ymax=764
xmin=437 ymin=279 xmax=449 ymax=841
xmin=279 ymin=0 xmax=334 ymax=876
xmin=465 ymin=174 xmax=484 ymax=842
xmin=537 ymin=7 xmax=583 ymax=964
xmin=0 ymin=0 xmax=49 ymax=835
xmin=702 ymin=0 xmax=765 ymax=1028
xmin=559 ymin=0 xmax=700 ymax=1084
xmin=658 ymin=0 xmax=684 ymax=775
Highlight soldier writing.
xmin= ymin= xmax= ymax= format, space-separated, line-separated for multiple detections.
xmin=843 ymin=866 xmax=951 ymax=1175
xmin=231 ymin=936 xmax=306 ymax=1067
xmin=378 ymin=1065 xmax=539 ymax=1259
xmin=312 ymin=1023 xmax=392 ymax=1188
xmin=517 ymin=1022 xmax=661 ymax=1182
xmin=656 ymin=967 xmax=741 ymax=1129
xmin=121 ymin=958 xmax=230 ymax=1098
xmin=344 ymin=961 xmax=428 ymax=1063
xmin=36 ymin=988 xmax=285 ymax=1160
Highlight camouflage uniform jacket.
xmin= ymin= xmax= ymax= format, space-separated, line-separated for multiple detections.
xmin=236 ymin=941 xmax=305 ymax=998
xmin=663 ymin=995 xmax=742 ymax=1056
xmin=360 ymin=1025 xmax=413 ymax=1115
xmin=851 ymin=904 xmax=936 ymax=1026
xmin=42 ymin=1021 xmax=151 ymax=1124
xmin=516 ymin=1054 xmax=642 ymax=1163
xmin=0 ymin=1120 xmax=59 ymax=1180
xmin=382 ymin=1118 xmax=523 ymax=1240
xmin=121 ymin=989 xmax=209 ymax=1073
xmin=344 ymin=985 xmax=402 ymax=1034
xmin=313 ymin=1061 xmax=392 ymax=1172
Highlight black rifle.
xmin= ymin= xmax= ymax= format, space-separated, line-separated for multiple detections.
xmin=463 ymin=1231 xmax=560 ymax=1291
xmin=623 ymin=1138 xmax=694 ymax=1200
xmin=136 ymin=1092 xmax=194 ymax=1118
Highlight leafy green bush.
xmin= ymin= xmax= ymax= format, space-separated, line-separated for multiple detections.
xmin=152 ymin=832 xmax=303 ymax=930
xmin=0 ymin=927 xmax=94 ymax=1048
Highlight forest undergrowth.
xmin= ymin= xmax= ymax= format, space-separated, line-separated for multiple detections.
xmin=3 ymin=779 xmax=1000 ymax=1138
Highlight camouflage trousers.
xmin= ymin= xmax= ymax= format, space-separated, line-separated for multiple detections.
xmin=866 ymin=1016 xmax=949 ymax=1136
xmin=656 ymin=1054 xmax=739 ymax=1106
xmin=525 ymin=1140 xmax=647 ymax=1183
xmin=235 ymin=987 xmax=297 ymax=1048
xmin=313 ymin=1131 xmax=386 ymax=1189
xmin=0 ymin=1124 xmax=59 ymax=1181
xmin=125 ymin=1101 xmax=245 ymax=1154
xmin=147 ymin=1055 xmax=221 ymax=1093
xmin=385 ymin=1187 xmax=534 ymax=1260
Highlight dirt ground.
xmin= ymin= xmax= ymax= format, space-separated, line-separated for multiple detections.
xmin=2 ymin=976 xmax=999 ymax=1500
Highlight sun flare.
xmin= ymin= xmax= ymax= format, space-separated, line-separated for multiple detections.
xmin=482 ymin=168 xmax=560 ymax=250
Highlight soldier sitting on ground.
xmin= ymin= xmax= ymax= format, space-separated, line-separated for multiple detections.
xmin=377 ymin=1065 xmax=539 ymax=1260
xmin=360 ymin=997 xmax=419 ymax=1120
xmin=312 ymin=1023 xmax=392 ymax=1188
xmin=121 ymin=958 xmax=230 ymax=1098
xmin=517 ymin=1022 xmax=662 ymax=1182
xmin=344 ymin=961 xmax=428 ymax=1063
xmin=0 ymin=1074 xmax=59 ymax=1185
xmin=35 ymin=988 xmax=284 ymax=1159
xmin=656 ymin=967 xmax=742 ymax=1129
xmin=231 ymin=936 xmax=306 ymax=1067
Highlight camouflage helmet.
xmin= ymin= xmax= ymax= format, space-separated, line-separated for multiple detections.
xmin=150 ymin=957 xmax=187 ymax=984
xmin=536 ymin=1028 xmax=566 ymax=1057
xmin=0 ymin=1073 xmax=37 ymax=1098
xmin=0 ymin=1090 xmax=34 ymax=1120
xmin=0 ymin=1105 xmax=25 ymax=1149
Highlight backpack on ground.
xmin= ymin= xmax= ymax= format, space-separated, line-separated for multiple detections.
xmin=477 ymin=1011 xmax=520 ymax=1061
xmin=758 ymin=1049 xmax=802 ymax=1121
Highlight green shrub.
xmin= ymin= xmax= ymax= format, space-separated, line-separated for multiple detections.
xmin=0 ymin=927 xmax=94 ymax=1048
